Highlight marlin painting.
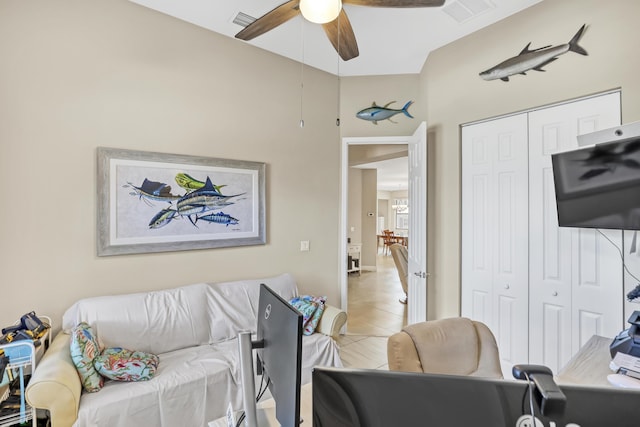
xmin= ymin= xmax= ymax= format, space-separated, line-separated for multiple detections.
xmin=176 ymin=177 xmax=244 ymax=224
xmin=356 ymin=101 xmax=414 ymax=125
xmin=126 ymin=172 xmax=246 ymax=231
xmin=479 ymin=24 xmax=588 ymax=82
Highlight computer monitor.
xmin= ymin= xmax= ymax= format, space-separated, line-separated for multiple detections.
xmin=312 ymin=367 xmax=640 ymax=427
xmin=238 ymin=284 xmax=303 ymax=427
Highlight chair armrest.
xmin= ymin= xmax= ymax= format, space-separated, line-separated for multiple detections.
xmin=316 ymin=304 xmax=347 ymax=337
xmin=387 ymin=330 xmax=423 ymax=373
xmin=26 ymin=331 xmax=81 ymax=427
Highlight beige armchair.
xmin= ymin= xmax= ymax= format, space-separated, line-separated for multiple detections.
xmin=387 ymin=317 xmax=503 ymax=378
xmin=389 ymin=243 xmax=408 ymax=304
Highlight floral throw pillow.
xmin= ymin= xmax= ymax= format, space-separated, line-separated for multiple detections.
xmin=289 ymin=295 xmax=327 ymax=335
xmin=69 ymin=322 xmax=104 ymax=393
xmin=93 ymin=347 xmax=160 ymax=382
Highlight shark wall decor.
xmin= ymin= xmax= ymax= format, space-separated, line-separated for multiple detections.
xmin=479 ymin=24 xmax=588 ymax=82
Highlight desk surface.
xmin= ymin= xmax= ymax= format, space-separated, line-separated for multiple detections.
xmin=556 ymin=335 xmax=613 ymax=387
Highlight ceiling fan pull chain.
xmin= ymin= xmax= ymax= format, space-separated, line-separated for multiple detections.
xmin=300 ymin=17 xmax=305 ymax=129
xmin=336 ymin=11 xmax=341 ymax=127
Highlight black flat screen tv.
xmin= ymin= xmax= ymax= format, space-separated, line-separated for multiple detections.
xmin=312 ymin=367 xmax=640 ymax=427
xmin=552 ymin=136 xmax=640 ymax=230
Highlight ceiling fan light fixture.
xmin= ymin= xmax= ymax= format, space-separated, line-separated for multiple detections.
xmin=299 ymin=0 xmax=342 ymax=24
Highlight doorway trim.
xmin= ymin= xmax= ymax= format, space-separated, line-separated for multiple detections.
xmin=340 ymin=131 xmax=426 ymax=323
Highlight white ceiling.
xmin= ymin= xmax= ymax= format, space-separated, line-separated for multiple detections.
xmin=354 ymin=157 xmax=409 ymax=191
xmin=129 ymin=0 xmax=543 ymax=76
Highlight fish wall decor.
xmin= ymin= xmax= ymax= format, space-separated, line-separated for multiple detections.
xmin=479 ymin=24 xmax=588 ymax=82
xmin=356 ymin=101 xmax=414 ymax=125
xmin=124 ymin=174 xmax=245 ymax=229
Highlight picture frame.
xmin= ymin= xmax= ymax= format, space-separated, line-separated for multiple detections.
xmin=97 ymin=147 xmax=266 ymax=256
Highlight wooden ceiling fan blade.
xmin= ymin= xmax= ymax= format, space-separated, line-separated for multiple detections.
xmin=343 ymin=0 xmax=445 ymax=7
xmin=323 ymin=9 xmax=359 ymax=61
xmin=235 ymin=0 xmax=301 ymax=41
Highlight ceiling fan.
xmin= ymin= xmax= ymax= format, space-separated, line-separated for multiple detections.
xmin=235 ymin=0 xmax=446 ymax=61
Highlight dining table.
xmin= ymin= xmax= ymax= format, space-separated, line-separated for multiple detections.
xmin=377 ymin=234 xmax=408 ymax=253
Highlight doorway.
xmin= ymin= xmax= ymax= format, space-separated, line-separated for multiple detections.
xmin=348 ymin=154 xmax=409 ymax=335
xmin=340 ymin=122 xmax=428 ymax=334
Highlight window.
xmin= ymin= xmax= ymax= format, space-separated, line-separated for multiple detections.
xmin=393 ymin=199 xmax=408 ymax=229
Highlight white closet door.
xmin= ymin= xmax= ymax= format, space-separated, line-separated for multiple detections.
xmin=461 ymin=113 xmax=529 ymax=377
xmin=528 ymin=92 xmax=623 ymax=373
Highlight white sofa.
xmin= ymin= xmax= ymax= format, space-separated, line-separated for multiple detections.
xmin=25 ymin=274 xmax=347 ymax=427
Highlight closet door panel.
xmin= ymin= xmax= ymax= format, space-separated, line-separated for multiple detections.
xmin=463 ymin=91 xmax=622 ymax=377
xmin=541 ymin=302 xmax=568 ymax=373
xmin=493 ymin=129 xmax=529 ymax=374
xmin=529 ymin=144 xmax=572 ymax=370
xmin=572 ymin=228 xmax=624 ymax=350
xmin=461 ymin=113 xmax=529 ymax=377
xmin=496 ymin=294 xmax=518 ymax=364
xmin=528 ymin=92 xmax=623 ymax=371
xmin=462 ymin=135 xmax=493 ymax=327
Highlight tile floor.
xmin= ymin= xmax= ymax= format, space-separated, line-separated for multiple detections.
xmin=335 ymin=253 xmax=408 ymax=370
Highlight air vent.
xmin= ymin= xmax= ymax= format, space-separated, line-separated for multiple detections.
xmin=443 ymin=0 xmax=495 ymax=23
xmin=233 ymin=12 xmax=256 ymax=28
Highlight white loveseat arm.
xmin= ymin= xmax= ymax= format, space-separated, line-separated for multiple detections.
xmin=26 ymin=331 xmax=81 ymax=427
xmin=316 ymin=304 xmax=347 ymax=337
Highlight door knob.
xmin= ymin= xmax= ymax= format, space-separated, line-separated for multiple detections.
xmin=552 ymin=291 xmax=558 ymax=297
xmin=413 ymin=272 xmax=427 ymax=279
xmin=504 ymin=284 xmax=510 ymax=289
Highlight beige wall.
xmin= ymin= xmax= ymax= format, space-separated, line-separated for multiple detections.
xmin=421 ymin=0 xmax=640 ymax=318
xmin=347 ymin=168 xmax=363 ymax=246
xmin=377 ymin=197 xmax=388 ymax=234
xmin=360 ymin=169 xmax=378 ymax=268
xmin=0 ymin=1 xmax=341 ymax=328
xmin=3 ymin=0 xmax=638 ymax=330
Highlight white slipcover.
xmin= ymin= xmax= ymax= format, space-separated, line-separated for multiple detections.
xmin=57 ymin=274 xmax=342 ymax=427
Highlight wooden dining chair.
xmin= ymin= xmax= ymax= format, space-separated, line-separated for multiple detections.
xmin=382 ymin=230 xmax=398 ymax=255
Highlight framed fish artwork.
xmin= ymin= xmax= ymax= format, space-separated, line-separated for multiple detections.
xmin=97 ymin=147 xmax=266 ymax=256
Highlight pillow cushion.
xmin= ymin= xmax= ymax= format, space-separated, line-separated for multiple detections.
xmin=289 ymin=297 xmax=319 ymax=325
xmin=69 ymin=322 xmax=104 ymax=393
xmin=304 ymin=297 xmax=327 ymax=335
xmin=93 ymin=347 xmax=160 ymax=382
xmin=289 ymin=295 xmax=327 ymax=335
xmin=302 ymin=295 xmax=326 ymax=335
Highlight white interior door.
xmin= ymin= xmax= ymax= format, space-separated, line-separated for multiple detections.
xmin=528 ymin=92 xmax=623 ymax=372
xmin=461 ymin=113 xmax=530 ymax=377
xmin=407 ymin=122 xmax=428 ymax=324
